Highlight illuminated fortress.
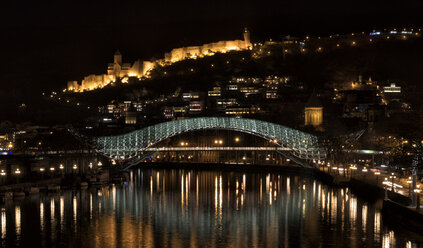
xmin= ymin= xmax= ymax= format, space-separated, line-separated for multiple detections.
xmin=67 ymin=29 xmax=252 ymax=92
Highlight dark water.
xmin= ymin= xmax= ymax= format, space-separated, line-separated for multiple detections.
xmin=1 ymin=168 xmax=422 ymax=247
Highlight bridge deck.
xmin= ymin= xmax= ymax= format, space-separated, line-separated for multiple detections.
xmin=145 ymin=147 xmax=292 ymax=151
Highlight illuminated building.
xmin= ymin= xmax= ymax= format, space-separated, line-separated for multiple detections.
xmin=163 ymin=107 xmax=174 ymax=119
xmin=383 ymin=83 xmax=401 ymax=93
xmin=182 ymin=92 xmax=201 ymax=100
xmin=67 ymin=51 xmax=151 ymax=92
xmin=208 ymin=87 xmax=221 ymax=97
xmin=225 ymin=106 xmax=260 ymax=116
xmin=189 ymin=101 xmax=203 ymax=113
xmin=304 ymin=95 xmax=323 ymax=127
xmin=265 ymin=89 xmax=278 ymax=99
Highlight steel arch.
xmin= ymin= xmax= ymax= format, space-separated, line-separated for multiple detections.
xmin=91 ymin=117 xmax=326 ymax=161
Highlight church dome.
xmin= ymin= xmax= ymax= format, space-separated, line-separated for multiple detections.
xmin=305 ymin=94 xmax=323 ymax=108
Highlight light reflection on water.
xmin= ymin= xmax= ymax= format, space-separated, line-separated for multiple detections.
xmin=0 ymin=168 xmax=421 ymax=247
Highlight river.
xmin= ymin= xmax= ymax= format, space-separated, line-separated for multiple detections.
xmin=0 ymin=168 xmax=422 ymax=247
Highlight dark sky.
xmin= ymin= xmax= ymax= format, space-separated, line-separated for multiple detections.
xmin=1 ymin=0 xmax=423 ymax=93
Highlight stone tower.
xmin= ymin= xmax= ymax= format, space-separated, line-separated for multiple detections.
xmin=243 ymin=28 xmax=251 ymax=48
xmin=304 ymin=94 xmax=323 ymax=127
xmin=114 ymin=50 xmax=122 ymax=65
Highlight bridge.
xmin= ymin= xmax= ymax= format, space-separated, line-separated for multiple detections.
xmin=144 ymin=147 xmax=292 ymax=152
xmin=88 ymin=117 xmax=327 ymax=169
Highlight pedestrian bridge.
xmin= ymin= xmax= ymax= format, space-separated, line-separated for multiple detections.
xmin=90 ymin=117 xmax=327 ymax=165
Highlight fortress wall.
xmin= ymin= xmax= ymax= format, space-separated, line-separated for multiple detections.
xmin=142 ymin=61 xmax=155 ymax=76
xmin=67 ymin=81 xmax=79 ymax=91
xmin=68 ymin=30 xmax=252 ymax=92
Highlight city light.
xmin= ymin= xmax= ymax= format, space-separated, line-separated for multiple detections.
xmin=72 ymin=164 xmax=78 ymax=170
xmin=14 ymin=169 xmax=21 ymax=174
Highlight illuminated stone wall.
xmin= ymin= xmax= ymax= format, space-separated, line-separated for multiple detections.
xmin=67 ymin=29 xmax=252 ymax=92
xmin=165 ymin=39 xmax=251 ymax=63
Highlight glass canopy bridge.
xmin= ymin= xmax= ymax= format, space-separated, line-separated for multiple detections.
xmin=89 ymin=117 xmax=327 ymax=169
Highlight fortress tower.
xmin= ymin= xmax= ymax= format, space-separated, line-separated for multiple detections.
xmin=243 ymin=28 xmax=251 ymax=48
xmin=114 ymin=50 xmax=122 ymax=65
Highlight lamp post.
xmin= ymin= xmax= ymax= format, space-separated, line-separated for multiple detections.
xmin=50 ymin=167 xmax=55 ymax=177
xmin=72 ymin=164 xmax=78 ymax=175
xmin=39 ymin=167 xmax=45 ymax=180
xmin=407 ymin=176 xmax=413 ymax=200
xmin=14 ymin=168 xmax=21 ymax=184
xmin=389 ymin=173 xmax=395 ymax=192
xmin=412 ymin=156 xmax=419 ymax=207
xmin=59 ymin=164 xmax=64 ymax=177
xmin=0 ymin=170 xmax=6 ymax=185
xmin=414 ymin=185 xmax=421 ymax=209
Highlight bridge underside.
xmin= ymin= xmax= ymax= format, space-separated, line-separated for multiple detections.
xmin=90 ymin=117 xmax=326 ymax=169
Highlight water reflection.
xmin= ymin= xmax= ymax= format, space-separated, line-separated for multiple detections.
xmin=0 ymin=169 xmax=420 ymax=247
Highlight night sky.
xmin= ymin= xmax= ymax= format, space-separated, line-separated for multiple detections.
xmin=1 ymin=0 xmax=423 ymax=93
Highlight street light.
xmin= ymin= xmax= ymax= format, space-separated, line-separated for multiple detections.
xmin=414 ymin=185 xmax=421 ymax=209
xmin=235 ymin=137 xmax=240 ymax=142
xmin=15 ymin=168 xmax=21 ymax=184
xmin=407 ymin=177 xmax=413 ymax=198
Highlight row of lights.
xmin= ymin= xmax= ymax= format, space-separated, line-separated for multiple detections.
xmin=319 ymin=160 xmax=422 ymax=194
xmin=179 ymin=137 xmax=242 ymax=146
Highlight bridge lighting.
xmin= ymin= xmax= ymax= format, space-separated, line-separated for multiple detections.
xmin=89 ymin=162 xmax=93 ymax=169
xmin=39 ymin=168 xmax=45 ymax=172
xmin=15 ymin=169 xmax=21 ymax=174
xmin=0 ymin=170 xmax=5 ymax=176
xmin=59 ymin=164 xmax=64 ymax=170
xmin=49 ymin=167 xmax=55 ymax=171
xmin=98 ymin=161 xmax=103 ymax=167
xmin=73 ymin=164 xmax=78 ymax=170
xmin=219 ymin=140 xmax=223 ymax=145
xmin=235 ymin=137 xmax=240 ymax=142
